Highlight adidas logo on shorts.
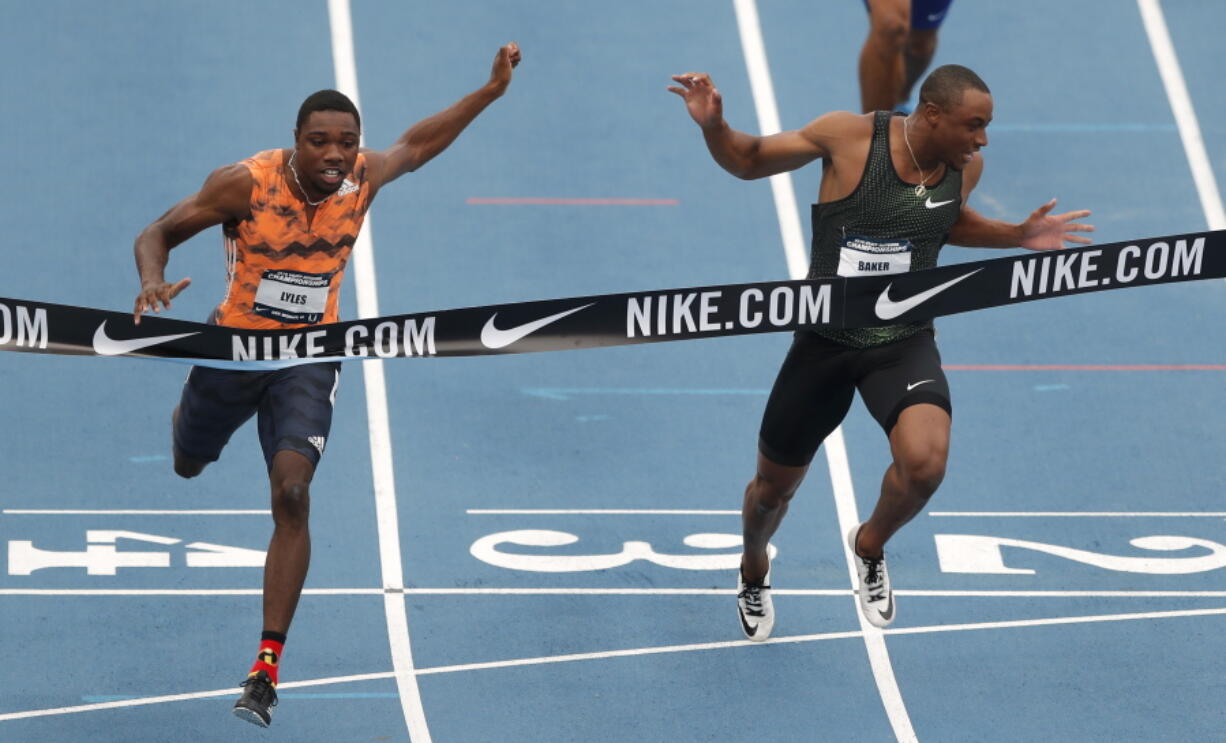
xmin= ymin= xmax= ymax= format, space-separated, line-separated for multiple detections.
xmin=308 ymin=436 xmax=326 ymax=455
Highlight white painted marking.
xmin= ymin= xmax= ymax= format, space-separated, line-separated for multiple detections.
xmin=8 ymin=604 xmax=1221 ymax=723
xmin=0 ymin=588 xmax=381 ymax=596
xmin=7 ymin=587 xmax=1226 ymax=598
xmin=931 ymin=511 xmax=1226 ymax=518
xmin=466 ymin=508 xmax=741 ymax=515
xmin=731 ymin=1 xmax=914 ymax=738
xmin=327 ymin=1 xmax=430 ymax=740
xmin=1137 ymin=0 xmax=1226 ymax=229
xmin=183 ymin=541 xmax=267 ymax=568
xmin=468 ymin=529 xmax=776 ymax=572
xmin=413 ymin=629 xmax=863 ymax=676
xmin=732 ymin=0 xmax=808 ymax=280
xmin=884 ymin=606 xmax=1226 ymax=638
xmin=936 ymin=534 xmax=1226 ymax=575
xmin=2 ymin=509 xmax=270 ymax=515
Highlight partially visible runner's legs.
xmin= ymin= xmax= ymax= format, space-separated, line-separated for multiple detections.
xmin=738 ymin=453 xmax=807 ymax=640
xmin=849 ymin=403 xmax=950 ymax=627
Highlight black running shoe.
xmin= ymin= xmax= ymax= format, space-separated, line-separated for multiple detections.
xmin=233 ymin=671 xmax=277 ymax=727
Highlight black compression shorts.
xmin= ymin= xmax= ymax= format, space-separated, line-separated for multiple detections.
xmin=173 ymin=362 xmax=342 ymax=471
xmin=758 ymin=330 xmax=951 ymax=467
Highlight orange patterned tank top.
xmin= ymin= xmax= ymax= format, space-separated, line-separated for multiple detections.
xmin=213 ymin=148 xmax=373 ymax=329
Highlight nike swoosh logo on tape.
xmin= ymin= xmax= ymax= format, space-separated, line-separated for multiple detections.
xmin=92 ymin=321 xmax=200 ymax=356
xmin=874 ymin=268 xmax=982 ymax=321
xmin=906 ymin=379 xmax=934 ymax=391
xmin=924 ymin=197 xmax=955 ymax=209
xmin=480 ymin=303 xmax=594 ymax=350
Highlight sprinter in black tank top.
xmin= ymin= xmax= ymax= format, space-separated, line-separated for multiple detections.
xmin=669 ymin=65 xmax=1093 ymax=638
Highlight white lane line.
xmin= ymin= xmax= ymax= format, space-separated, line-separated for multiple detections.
xmin=2 ymin=509 xmax=270 ymax=516
xmin=0 ymin=671 xmax=398 ymax=722
xmin=9 ymin=587 xmax=1226 ymax=598
xmin=731 ymin=0 xmax=808 ymax=280
xmin=0 ymin=589 xmax=381 ymax=596
xmin=931 ymin=511 xmax=1226 ymax=517
xmin=327 ymin=1 xmax=431 ymax=741
xmin=1137 ymin=0 xmax=1226 ymax=229
xmin=731 ymin=2 xmax=916 ymax=740
xmin=10 ymin=603 xmax=1221 ymax=723
xmin=884 ymin=605 xmax=1226 ymax=638
xmin=466 ymin=509 xmax=741 ymax=515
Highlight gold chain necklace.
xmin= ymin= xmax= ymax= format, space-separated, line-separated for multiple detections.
xmin=902 ymin=118 xmax=932 ymax=198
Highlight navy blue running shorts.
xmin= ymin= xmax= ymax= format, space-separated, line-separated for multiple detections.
xmin=863 ymin=0 xmax=954 ymax=30
xmin=757 ymin=330 xmax=952 ymax=467
xmin=173 ymin=361 xmax=341 ymax=471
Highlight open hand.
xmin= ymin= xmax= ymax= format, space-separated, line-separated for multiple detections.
xmin=668 ymin=73 xmax=724 ymax=130
xmin=134 ymin=277 xmax=191 ymax=324
xmin=1020 ymin=199 xmax=1095 ymax=251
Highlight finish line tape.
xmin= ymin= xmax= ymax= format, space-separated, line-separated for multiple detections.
xmin=1 ymin=230 xmax=1221 ymax=369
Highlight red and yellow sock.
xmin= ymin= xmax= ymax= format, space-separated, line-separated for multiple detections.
xmin=248 ymin=631 xmax=286 ymax=686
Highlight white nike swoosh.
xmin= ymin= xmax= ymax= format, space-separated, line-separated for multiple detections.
xmin=92 ymin=321 xmax=200 ymax=356
xmin=924 ymin=197 xmax=955 ymax=209
xmin=875 ymin=269 xmax=982 ymax=321
xmin=480 ymin=303 xmax=594 ymax=350
xmin=906 ymin=379 xmax=934 ymax=391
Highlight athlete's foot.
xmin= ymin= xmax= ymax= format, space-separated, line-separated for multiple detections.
xmin=233 ymin=670 xmax=278 ymax=727
xmin=847 ymin=524 xmax=895 ymax=628
xmin=736 ymin=563 xmax=775 ymax=641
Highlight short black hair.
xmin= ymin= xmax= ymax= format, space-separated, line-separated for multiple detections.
xmin=295 ymin=89 xmax=361 ymax=132
xmin=918 ymin=65 xmax=991 ymax=111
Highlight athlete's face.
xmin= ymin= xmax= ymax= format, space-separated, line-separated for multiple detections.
xmin=293 ymin=110 xmax=361 ymax=195
xmin=928 ymin=89 xmax=992 ymax=171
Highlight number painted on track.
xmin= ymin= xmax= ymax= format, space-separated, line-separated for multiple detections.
xmin=470 ymin=530 xmax=778 ymax=572
xmin=934 ymin=533 xmax=1226 ymax=575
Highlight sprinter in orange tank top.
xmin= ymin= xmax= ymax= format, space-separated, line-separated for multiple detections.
xmin=131 ymin=42 xmax=521 ymax=728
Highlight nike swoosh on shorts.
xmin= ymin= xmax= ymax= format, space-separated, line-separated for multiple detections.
xmin=480 ymin=303 xmax=594 ymax=350
xmin=874 ymin=269 xmax=983 ymax=321
xmin=92 ymin=321 xmax=201 ymax=356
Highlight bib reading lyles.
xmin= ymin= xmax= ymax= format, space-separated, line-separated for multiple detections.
xmin=837 ymin=236 xmax=914 ymax=278
xmin=253 ymin=269 xmax=333 ymax=324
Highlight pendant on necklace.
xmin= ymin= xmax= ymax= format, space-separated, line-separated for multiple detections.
xmin=914 ymin=184 xmax=927 ymax=198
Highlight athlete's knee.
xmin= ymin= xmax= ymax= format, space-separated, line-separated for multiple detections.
xmin=868 ymin=7 xmax=910 ymax=50
xmin=896 ymin=447 xmax=947 ymax=497
xmin=271 ymin=481 xmax=311 ymax=526
xmin=905 ymin=29 xmax=937 ymax=61
xmin=748 ymin=470 xmax=803 ymax=512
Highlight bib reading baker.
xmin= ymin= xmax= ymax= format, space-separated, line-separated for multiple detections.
xmin=807 ymin=111 xmax=962 ymax=347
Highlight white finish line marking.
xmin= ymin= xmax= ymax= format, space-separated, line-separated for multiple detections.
xmin=3 ymin=509 xmax=271 ymax=516
xmin=467 ymin=509 xmax=740 ymax=515
xmin=4 ymin=604 xmax=1222 ymax=723
xmin=327 ymin=1 xmax=430 ymax=740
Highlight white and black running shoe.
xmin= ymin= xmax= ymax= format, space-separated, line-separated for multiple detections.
xmin=233 ymin=670 xmax=277 ymax=727
xmin=847 ymin=524 xmax=895 ymax=628
xmin=736 ymin=566 xmax=775 ymax=641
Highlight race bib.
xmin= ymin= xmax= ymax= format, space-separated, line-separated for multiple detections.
xmin=837 ymin=236 xmax=914 ymax=278
xmin=252 ymin=269 xmax=333 ymax=323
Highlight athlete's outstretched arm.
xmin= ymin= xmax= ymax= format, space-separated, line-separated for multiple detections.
xmin=132 ymin=164 xmax=252 ymax=323
xmin=367 ymin=42 xmax=521 ymax=189
xmin=668 ymin=72 xmax=837 ymax=180
xmin=947 ymin=156 xmax=1095 ymax=249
